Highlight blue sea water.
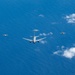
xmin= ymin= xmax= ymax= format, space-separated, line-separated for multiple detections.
xmin=0 ymin=0 xmax=75 ymax=75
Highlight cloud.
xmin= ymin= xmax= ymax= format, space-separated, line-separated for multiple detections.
xmin=40 ymin=40 xmax=47 ymax=44
xmin=63 ymin=48 xmax=75 ymax=59
xmin=38 ymin=32 xmax=53 ymax=44
xmin=53 ymin=50 xmax=62 ymax=55
xmin=39 ymin=32 xmax=53 ymax=36
xmin=38 ymin=14 xmax=45 ymax=17
xmin=65 ymin=13 xmax=75 ymax=23
xmin=53 ymin=47 xmax=75 ymax=59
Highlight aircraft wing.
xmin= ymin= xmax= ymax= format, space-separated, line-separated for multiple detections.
xmin=23 ymin=38 xmax=32 ymax=42
xmin=36 ymin=37 xmax=46 ymax=41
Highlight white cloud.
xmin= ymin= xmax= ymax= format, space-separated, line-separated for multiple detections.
xmin=42 ymin=33 xmax=47 ymax=36
xmin=65 ymin=13 xmax=75 ymax=23
xmin=63 ymin=48 xmax=75 ymax=59
xmin=38 ymin=32 xmax=53 ymax=44
xmin=39 ymin=32 xmax=53 ymax=36
xmin=40 ymin=40 xmax=47 ymax=44
xmin=38 ymin=14 xmax=45 ymax=17
xmin=53 ymin=51 xmax=61 ymax=55
xmin=53 ymin=47 xmax=75 ymax=59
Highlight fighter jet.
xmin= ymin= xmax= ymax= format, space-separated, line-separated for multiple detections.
xmin=60 ymin=32 xmax=66 ymax=35
xmin=23 ymin=29 xmax=46 ymax=43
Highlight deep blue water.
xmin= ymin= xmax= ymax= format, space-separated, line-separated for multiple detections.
xmin=0 ymin=0 xmax=75 ymax=75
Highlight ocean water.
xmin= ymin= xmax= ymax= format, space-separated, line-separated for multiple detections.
xmin=0 ymin=0 xmax=75 ymax=75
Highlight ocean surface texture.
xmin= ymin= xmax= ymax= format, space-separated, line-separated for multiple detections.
xmin=0 ymin=0 xmax=75 ymax=75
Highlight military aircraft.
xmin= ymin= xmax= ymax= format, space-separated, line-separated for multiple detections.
xmin=23 ymin=29 xmax=46 ymax=43
xmin=60 ymin=32 xmax=66 ymax=34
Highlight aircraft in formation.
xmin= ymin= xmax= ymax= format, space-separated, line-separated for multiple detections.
xmin=60 ymin=32 xmax=66 ymax=35
xmin=2 ymin=29 xmax=65 ymax=44
xmin=23 ymin=29 xmax=46 ymax=43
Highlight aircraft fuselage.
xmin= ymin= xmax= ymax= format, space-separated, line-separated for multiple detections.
xmin=33 ymin=36 xmax=37 ymax=43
